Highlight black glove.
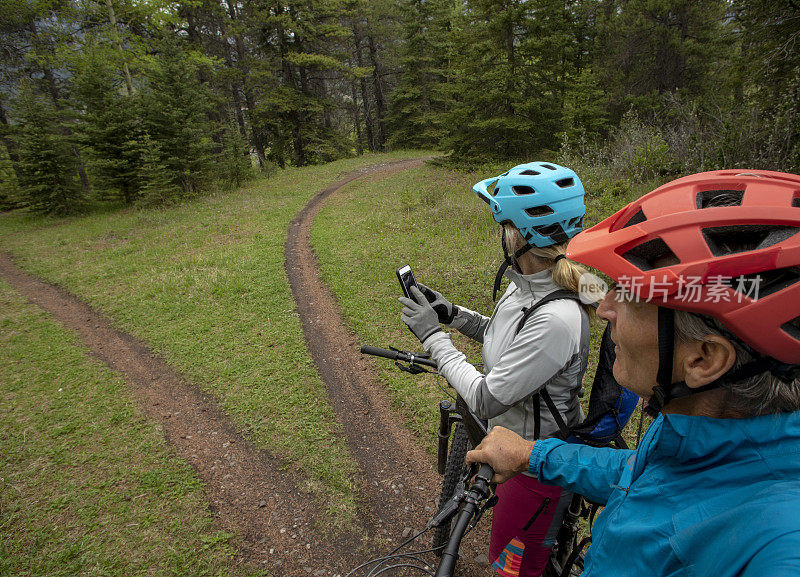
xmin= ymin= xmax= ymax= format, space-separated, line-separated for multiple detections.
xmin=417 ymin=283 xmax=458 ymax=325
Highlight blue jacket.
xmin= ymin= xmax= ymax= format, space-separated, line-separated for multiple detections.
xmin=529 ymin=411 xmax=800 ymax=576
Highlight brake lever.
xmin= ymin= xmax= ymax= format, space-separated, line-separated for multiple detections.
xmin=470 ymin=493 xmax=498 ymax=530
xmin=426 ymin=478 xmax=468 ymax=528
xmin=388 ymin=346 xmax=431 ymax=359
xmin=395 ymin=360 xmax=431 ymax=375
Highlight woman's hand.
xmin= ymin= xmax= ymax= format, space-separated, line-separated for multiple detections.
xmin=417 ymin=283 xmax=458 ymax=325
xmin=466 ymin=426 xmax=536 ymax=484
xmin=399 ymin=286 xmax=443 ymax=344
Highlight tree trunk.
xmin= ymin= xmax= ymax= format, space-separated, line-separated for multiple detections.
xmin=28 ymin=21 xmax=92 ymax=194
xmin=224 ymin=0 xmax=268 ymax=168
xmin=105 ymin=0 xmax=134 ymax=96
xmin=294 ymin=65 xmax=309 ymax=165
xmin=354 ymin=27 xmax=375 ymax=151
xmin=367 ymin=35 xmax=387 ymax=150
xmin=350 ymin=79 xmax=364 ymax=155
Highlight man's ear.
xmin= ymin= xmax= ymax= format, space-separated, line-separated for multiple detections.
xmin=678 ymin=336 xmax=737 ymax=389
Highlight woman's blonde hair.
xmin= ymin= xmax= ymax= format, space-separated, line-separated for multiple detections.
xmin=502 ymin=223 xmax=593 ymax=314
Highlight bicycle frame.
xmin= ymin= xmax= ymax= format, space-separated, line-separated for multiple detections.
xmin=437 ymin=396 xmax=487 ymax=474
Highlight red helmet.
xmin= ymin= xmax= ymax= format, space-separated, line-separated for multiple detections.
xmin=567 ymin=170 xmax=800 ymax=364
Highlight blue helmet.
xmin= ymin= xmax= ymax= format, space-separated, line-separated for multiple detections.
xmin=473 ymin=162 xmax=586 ymax=247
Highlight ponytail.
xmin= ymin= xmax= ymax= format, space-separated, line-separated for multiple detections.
xmin=530 ymin=243 xmax=595 ymax=316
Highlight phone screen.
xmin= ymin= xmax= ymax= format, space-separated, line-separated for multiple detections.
xmin=396 ymin=265 xmax=417 ymax=298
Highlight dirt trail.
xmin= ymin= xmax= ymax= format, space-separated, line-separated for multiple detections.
xmin=285 ymin=158 xmax=491 ymax=571
xmin=0 ymin=251 xmax=363 ymax=575
xmin=286 ymin=159 xmax=441 ymax=529
xmin=0 ymin=159 xmax=492 ymax=576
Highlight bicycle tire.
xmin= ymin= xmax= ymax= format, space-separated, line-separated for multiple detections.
xmin=432 ymin=422 xmax=471 ymax=554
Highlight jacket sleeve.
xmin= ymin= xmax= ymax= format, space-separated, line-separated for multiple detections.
xmin=422 ymin=308 xmax=577 ymax=420
xmin=422 ymin=332 xmax=503 ymax=416
xmin=740 ymin=533 xmax=800 ymax=577
xmin=447 ymin=305 xmax=490 ymax=343
xmin=528 ymin=438 xmax=633 ymax=505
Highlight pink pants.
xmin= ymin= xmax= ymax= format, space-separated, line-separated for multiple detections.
xmin=489 ymin=473 xmax=566 ymax=577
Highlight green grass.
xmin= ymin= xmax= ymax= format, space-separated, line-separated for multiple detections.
xmin=0 ymin=151 xmax=432 ymax=521
xmin=0 ymin=280 xmax=260 ymax=577
xmin=311 ymin=162 xmax=658 ymax=446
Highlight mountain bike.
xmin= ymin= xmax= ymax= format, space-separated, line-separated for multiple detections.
xmin=360 ymin=345 xmax=489 ymax=554
xmin=354 ymin=345 xmax=598 ymax=577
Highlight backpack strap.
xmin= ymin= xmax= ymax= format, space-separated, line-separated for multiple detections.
xmin=515 ymin=289 xmax=584 ymax=440
xmin=515 ymin=289 xmax=582 ymax=335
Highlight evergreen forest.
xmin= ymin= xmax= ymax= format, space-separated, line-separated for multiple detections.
xmin=1 ymin=0 xmax=798 ymax=214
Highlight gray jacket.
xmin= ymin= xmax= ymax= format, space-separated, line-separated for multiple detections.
xmin=422 ymin=268 xmax=589 ymax=442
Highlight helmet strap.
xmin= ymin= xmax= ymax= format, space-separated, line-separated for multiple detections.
xmin=646 ymin=307 xmax=730 ymax=415
xmin=493 ymin=239 xmax=534 ymax=301
xmin=645 ymin=307 xmax=678 ymax=416
xmin=645 ymin=307 xmax=800 ymax=417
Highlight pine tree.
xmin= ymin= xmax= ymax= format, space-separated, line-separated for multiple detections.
xmin=140 ymin=35 xmax=217 ymax=196
xmin=445 ymin=0 xmax=582 ymax=159
xmin=71 ymin=43 xmax=147 ymax=204
xmin=218 ymin=118 xmax=253 ymax=188
xmin=0 ymin=142 xmax=19 ymax=210
xmin=12 ymin=84 xmax=83 ymax=214
xmin=386 ymin=0 xmax=457 ymax=149
xmin=137 ymin=132 xmax=177 ymax=206
xmin=592 ymin=0 xmax=732 ymax=123
xmin=251 ymin=0 xmax=354 ymax=166
xmin=732 ymin=0 xmax=800 ymax=170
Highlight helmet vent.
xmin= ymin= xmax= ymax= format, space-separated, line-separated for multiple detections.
xmin=696 ymin=189 xmax=744 ymax=209
xmin=512 ymin=185 xmax=537 ymax=195
xmin=733 ymin=267 xmax=800 ymax=300
xmin=621 ymin=238 xmax=680 ymax=271
xmin=555 ymin=177 xmax=575 ymax=188
xmin=536 ymin=223 xmax=569 ymax=244
xmin=702 ymin=225 xmax=799 ymax=257
xmin=621 ymin=208 xmax=647 ymax=229
xmin=792 ymin=194 xmax=800 ymax=208
xmin=525 ymin=206 xmax=554 ymax=218
xmin=541 ymin=164 xmax=557 ymax=171
xmin=519 ymin=169 xmax=541 ymax=176
xmin=781 ymin=315 xmax=800 ymax=343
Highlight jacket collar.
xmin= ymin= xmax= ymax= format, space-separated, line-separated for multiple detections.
xmin=649 ymin=411 xmax=800 ymax=464
xmin=504 ymin=268 xmax=559 ymax=300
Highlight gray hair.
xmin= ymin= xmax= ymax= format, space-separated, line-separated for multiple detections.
xmin=674 ymin=311 xmax=800 ymax=416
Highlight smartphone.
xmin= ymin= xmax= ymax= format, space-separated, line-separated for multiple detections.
xmin=396 ymin=265 xmax=418 ymax=298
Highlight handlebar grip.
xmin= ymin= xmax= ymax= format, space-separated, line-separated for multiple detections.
xmin=359 ymin=345 xmax=398 ymax=360
xmin=476 ymin=463 xmax=495 ymax=484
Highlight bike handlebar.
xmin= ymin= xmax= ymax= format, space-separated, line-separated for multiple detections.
xmin=434 ymin=463 xmax=494 ymax=577
xmin=360 ymin=345 xmax=438 ymax=369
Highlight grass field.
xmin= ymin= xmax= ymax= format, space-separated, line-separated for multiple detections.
xmin=0 ymin=280 xmax=256 ymax=577
xmin=0 ymin=151 xmax=431 ymax=525
xmin=311 ymin=162 xmax=659 ymax=445
xmin=0 ymin=152 xmax=659 ymax=574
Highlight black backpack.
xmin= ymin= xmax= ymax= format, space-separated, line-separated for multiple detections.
xmin=515 ymin=290 xmax=638 ymax=448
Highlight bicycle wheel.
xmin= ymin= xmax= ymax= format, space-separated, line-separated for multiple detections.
xmin=432 ymin=422 xmax=471 ymax=554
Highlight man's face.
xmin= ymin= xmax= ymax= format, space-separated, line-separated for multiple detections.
xmin=596 ymin=288 xmax=661 ymax=398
